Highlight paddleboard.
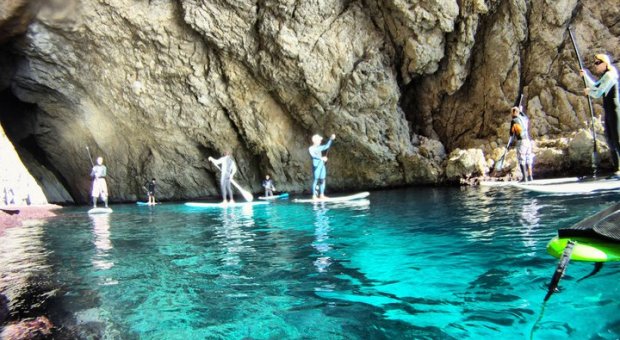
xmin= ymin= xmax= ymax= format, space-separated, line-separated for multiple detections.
xmin=136 ymin=201 xmax=158 ymax=206
xmin=258 ymin=193 xmax=289 ymax=200
xmin=88 ymin=207 xmax=113 ymax=214
xmin=293 ymin=192 xmax=370 ymax=203
xmin=547 ymin=236 xmax=620 ymax=262
xmin=479 ymin=177 xmax=580 ymax=187
xmin=184 ymin=201 xmax=269 ymax=208
xmin=511 ymin=178 xmax=620 ymax=194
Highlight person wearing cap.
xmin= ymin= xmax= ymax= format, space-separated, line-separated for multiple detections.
xmin=208 ymin=150 xmax=238 ymax=204
xmin=581 ymin=53 xmax=620 ymax=173
xmin=510 ymin=106 xmax=534 ymax=182
xmin=308 ymin=134 xmax=336 ymax=199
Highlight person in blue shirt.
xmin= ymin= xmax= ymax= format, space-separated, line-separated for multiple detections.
xmin=581 ymin=53 xmax=620 ymax=174
xmin=308 ymin=134 xmax=335 ymax=200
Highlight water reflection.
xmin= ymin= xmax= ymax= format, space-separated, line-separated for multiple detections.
xmin=462 ymin=187 xmax=494 ymax=225
xmin=517 ymin=199 xmax=541 ymax=249
xmin=215 ymin=206 xmax=256 ymax=268
xmin=0 ymin=222 xmax=51 ymax=314
xmin=90 ymin=214 xmax=114 ymax=270
xmin=326 ymin=199 xmax=370 ymax=211
xmin=312 ymin=203 xmax=332 ymax=273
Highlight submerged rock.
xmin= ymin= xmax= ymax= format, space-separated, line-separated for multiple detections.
xmin=0 ymin=316 xmax=53 ymax=339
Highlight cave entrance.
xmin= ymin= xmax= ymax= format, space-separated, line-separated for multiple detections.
xmin=0 ymin=88 xmax=75 ymax=204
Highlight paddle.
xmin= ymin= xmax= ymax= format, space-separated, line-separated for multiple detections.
xmin=210 ymin=162 xmax=254 ymax=202
xmin=529 ymin=240 xmax=576 ymax=340
xmin=568 ymin=27 xmax=600 ymax=177
xmin=494 ymin=94 xmax=523 ymax=172
xmin=494 ymin=136 xmax=513 ymax=172
xmin=86 ymin=146 xmax=95 ymax=167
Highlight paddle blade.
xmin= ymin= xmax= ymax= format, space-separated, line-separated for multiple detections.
xmin=230 ymin=178 xmax=253 ymax=202
xmin=592 ymin=150 xmax=600 ymax=168
xmin=494 ymin=157 xmax=505 ymax=172
xmin=241 ymin=189 xmax=254 ymax=202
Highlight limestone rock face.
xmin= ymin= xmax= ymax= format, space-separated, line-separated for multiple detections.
xmin=0 ymin=0 xmax=618 ymax=203
xmin=0 ymin=124 xmax=48 ymax=206
xmin=445 ymin=148 xmax=486 ymax=181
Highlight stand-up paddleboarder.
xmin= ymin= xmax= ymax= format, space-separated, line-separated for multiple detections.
xmin=581 ymin=53 xmax=620 ymax=174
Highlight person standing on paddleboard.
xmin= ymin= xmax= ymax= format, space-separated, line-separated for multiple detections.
xmin=581 ymin=53 xmax=620 ymax=174
xmin=209 ymin=151 xmax=238 ymax=204
xmin=262 ymin=175 xmax=276 ymax=197
xmin=510 ymin=106 xmax=534 ymax=182
xmin=309 ymin=134 xmax=335 ymax=200
xmin=145 ymin=178 xmax=156 ymax=205
xmin=90 ymin=156 xmax=109 ymax=208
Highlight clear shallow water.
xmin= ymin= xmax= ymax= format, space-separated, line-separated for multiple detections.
xmin=1 ymin=187 xmax=619 ymax=339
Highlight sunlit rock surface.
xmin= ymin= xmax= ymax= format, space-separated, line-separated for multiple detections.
xmin=0 ymin=0 xmax=619 ymax=202
xmin=0 ymin=125 xmax=48 ymax=205
xmin=445 ymin=148 xmax=486 ymax=181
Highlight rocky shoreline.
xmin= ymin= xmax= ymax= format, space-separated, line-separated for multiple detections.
xmin=0 ymin=204 xmax=62 ymax=234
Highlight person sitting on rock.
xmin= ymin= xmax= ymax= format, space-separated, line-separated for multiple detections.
xmin=510 ymin=106 xmax=534 ymax=182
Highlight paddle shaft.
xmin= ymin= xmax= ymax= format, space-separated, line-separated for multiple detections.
xmin=86 ymin=146 xmax=94 ymax=167
xmin=568 ymin=27 xmax=599 ymax=175
xmin=544 ymin=240 xmax=575 ymax=302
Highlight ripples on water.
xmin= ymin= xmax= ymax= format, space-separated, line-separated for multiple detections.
xmin=0 ymin=187 xmax=619 ymax=339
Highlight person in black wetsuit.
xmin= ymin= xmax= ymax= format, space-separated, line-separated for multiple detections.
xmin=145 ymin=178 xmax=156 ymax=205
xmin=262 ymin=175 xmax=276 ymax=197
xmin=581 ymin=53 xmax=620 ymax=174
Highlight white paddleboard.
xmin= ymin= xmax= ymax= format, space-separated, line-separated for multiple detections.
xmin=88 ymin=207 xmax=113 ymax=214
xmin=258 ymin=193 xmax=289 ymax=200
xmin=479 ymin=177 xmax=580 ymax=187
xmin=184 ymin=201 xmax=269 ymax=208
xmin=511 ymin=178 xmax=620 ymax=194
xmin=293 ymin=192 xmax=370 ymax=203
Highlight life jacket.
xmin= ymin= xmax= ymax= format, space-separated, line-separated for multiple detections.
xmin=510 ymin=113 xmax=530 ymax=140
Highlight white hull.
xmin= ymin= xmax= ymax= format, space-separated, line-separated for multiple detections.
xmin=511 ymin=178 xmax=620 ymax=194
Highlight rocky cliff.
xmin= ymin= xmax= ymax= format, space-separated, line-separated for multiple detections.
xmin=0 ymin=0 xmax=619 ymax=203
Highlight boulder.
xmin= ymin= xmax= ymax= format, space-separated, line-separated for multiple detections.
xmin=445 ymin=148 xmax=486 ymax=181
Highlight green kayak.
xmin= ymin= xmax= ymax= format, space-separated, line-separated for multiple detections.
xmin=547 ymin=236 xmax=620 ymax=262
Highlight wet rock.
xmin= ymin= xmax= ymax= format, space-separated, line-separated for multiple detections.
xmin=568 ymin=129 xmax=609 ymax=168
xmin=0 ymin=293 xmax=8 ymax=324
xmin=0 ymin=316 xmax=53 ymax=340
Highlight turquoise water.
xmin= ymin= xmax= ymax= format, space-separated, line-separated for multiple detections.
xmin=1 ymin=187 xmax=619 ymax=339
